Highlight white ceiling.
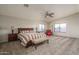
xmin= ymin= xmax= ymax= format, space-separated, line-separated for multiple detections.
xmin=0 ymin=4 xmax=79 ymax=23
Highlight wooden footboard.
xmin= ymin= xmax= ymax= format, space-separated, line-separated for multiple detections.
xmin=31 ymin=40 xmax=49 ymax=49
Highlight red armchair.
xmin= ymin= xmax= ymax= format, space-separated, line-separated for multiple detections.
xmin=45 ymin=29 xmax=52 ymax=36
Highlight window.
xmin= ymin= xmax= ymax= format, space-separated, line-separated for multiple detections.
xmin=54 ymin=23 xmax=66 ymax=32
xmin=54 ymin=24 xmax=60 ymax=32
xmin=38 ymin=24 xmax=44 ymax=32
xmin=60 ymin=23 xmax=66 ymax=32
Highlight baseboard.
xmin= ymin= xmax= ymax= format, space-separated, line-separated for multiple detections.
xmin=53 ymin=35 xmax=79 ymax=39
xmin=0 ymin=41 xmax=8 ymax=44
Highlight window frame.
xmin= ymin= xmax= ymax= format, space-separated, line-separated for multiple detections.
xmin=38 ymin=24 xmax=45 ymax=32
xmin=54 ymin=23 xmax=67 ymax=33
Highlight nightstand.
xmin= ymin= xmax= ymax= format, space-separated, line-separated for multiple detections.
xmin=8 ymin=33 xmax=17 ymax=41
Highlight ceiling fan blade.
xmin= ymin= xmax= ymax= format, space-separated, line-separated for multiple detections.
xmin=43 ymin=11 xmax=54 ymax=18
xmin=50 ymin=15 xmax=54 ymax=17
xmin=51 ymin=13 xmax=54 ymax=15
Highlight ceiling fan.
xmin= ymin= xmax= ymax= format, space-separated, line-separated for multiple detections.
xmin=24 ymin=4 xmax=29 ymax=8
xmin=45 ymin=11 xmax=54 ymax=17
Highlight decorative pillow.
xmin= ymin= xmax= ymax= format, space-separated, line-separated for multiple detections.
xmin=26 ymin=31 xmax=29 ymax=33
xmin=21 ymin=30 xmax=29 ymax=33
xmin=29 ymin=30 xmax=34 ymax=33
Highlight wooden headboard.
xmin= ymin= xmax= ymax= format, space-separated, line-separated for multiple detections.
xmin=18 ymin=28 xmax=33 ymax=33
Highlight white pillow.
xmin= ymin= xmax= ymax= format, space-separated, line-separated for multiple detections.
xmin=21 ymin=31 xmax=29 ymax=33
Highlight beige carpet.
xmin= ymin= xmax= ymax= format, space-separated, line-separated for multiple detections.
xmin=0 ymin=36 xmax=79 ymax=55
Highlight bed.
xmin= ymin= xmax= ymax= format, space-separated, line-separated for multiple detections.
xmin=18 ymin=28 xmax=34 ymax=47
xmin=18 ymin=28 xmax=49 ymax=49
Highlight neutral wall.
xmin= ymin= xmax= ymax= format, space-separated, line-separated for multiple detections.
xmin=0 ymin=15 xmax=48 ymax=42
xmin=50 ymin=13 xmax=79 ymax=38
